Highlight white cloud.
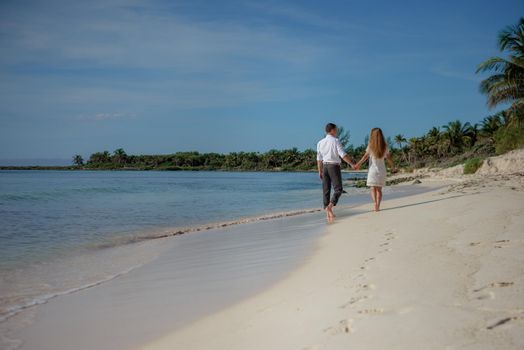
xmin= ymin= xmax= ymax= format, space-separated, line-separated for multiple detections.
xmin=0 ymin=0 xmax=345 ymax=115
xmin=1 ymin=0 xmax=333 ymax=71
xmin=76 ymin=112 xmax=137 ymax=121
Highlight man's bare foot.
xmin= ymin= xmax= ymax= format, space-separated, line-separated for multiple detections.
xmin=327 ymin=203 xmax=336 ymax=218
xmin=374 ymin=203 xmax=380 ymax=212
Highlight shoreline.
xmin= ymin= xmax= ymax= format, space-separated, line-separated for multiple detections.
xmin=0 ymin=207 xmax=326 ymax=323
xmin=2 ymin=207 xmax=330 ymax=350
xmin=139 ymin=173 xmax=524 ymax=350
xmin=0 ymin=184 xmax=435 ymax=350
xmin=0 ymin=182 xmax=429 ymax=329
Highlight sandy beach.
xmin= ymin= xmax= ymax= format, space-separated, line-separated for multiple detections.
xmin=141 ymin=152 xmax=524 ymax=350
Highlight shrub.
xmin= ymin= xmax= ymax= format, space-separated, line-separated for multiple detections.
xmin=463 ymin=158 xmax=483 ymax=174
xmin=494 ymin=125 xmax=524 ymax=154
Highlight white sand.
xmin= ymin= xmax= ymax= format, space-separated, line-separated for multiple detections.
xmin=141 ymin=164 xmax=524 ymax=349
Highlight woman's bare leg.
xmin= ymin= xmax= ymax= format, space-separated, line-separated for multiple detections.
xmin=376 ymin=187 xmax=383 ymax=211
xmin=371 ymin=187 xmax=378 ymax=211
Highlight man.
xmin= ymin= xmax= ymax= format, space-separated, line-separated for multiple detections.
xmin=317 ymin=123 xmax=357 ymax=220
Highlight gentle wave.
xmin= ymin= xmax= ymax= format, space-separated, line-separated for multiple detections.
xmin=82 ymin=207 xmax=324 ymax=250
xmin=0 ymin=264 xmax=143 ymax=323
xmin=0 ymin=206 xmax=324 ymax=324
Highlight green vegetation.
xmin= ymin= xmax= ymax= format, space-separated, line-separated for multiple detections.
xmin=81 ymin=148 xmax=320 ymax=171
xmin=476 ymin=17 xmax=524 ymax=154
xmin=463 ymin=158 xmax=483 ymax=175
xmin=476 ymin=18 xmax=524 ymax=124
xmin=72 ymin=154 xmax=84 ymax=166
xmin=494 ymin=124 xmax=524 ymax=154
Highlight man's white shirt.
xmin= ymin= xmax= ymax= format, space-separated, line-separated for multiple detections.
xmin=316 ymin=134 xmax=347 ymax=164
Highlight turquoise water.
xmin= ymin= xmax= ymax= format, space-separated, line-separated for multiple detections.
xmin=0 ymin=170 xmax=337 ymax=268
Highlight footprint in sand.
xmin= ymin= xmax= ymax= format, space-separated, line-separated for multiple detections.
xmin=352 ymin=273 xmax=365 ymax=281
xmin=356 ymin=283 xmax=376 ymax=291
xmin=364 ymin=257 xmax=375 ymax=263
xmin=358 ymin=308 xmax=384 ymax=315
xmin=475 ymin=291 xmax=495 ymax=300
xmin=339 ymin=295 xmax=369 ymax=309
xmin=325 ymin=319 xmax=354 ymax=335
xmin=487 ymin=316 xmax=524 ymax=330
xmin=494 ymin=240 xmax=511 ymax=248
xmin=474 ymin=282 xmax=514 ymax=292
xmin=379 ymin=242 xmax=389 ymax=247
xmin=469 ymin=242 xmax=482 ymax=246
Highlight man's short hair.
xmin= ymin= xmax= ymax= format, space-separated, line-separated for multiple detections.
xmin=325 ymin=123 xmax=337 ymax=133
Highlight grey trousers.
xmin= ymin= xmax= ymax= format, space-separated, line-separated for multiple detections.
xmin=322 ymin=163 xmax=343 ymax=208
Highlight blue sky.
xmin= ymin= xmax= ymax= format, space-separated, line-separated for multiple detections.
xmin=1 ymin=0 xmax=523 ymax=162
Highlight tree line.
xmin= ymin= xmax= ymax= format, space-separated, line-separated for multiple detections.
xmin=73 ymin=148 xmax=320 ymax=171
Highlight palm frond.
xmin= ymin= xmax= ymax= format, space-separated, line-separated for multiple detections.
xmin=478 ymin=18 xmax=524 ymax=111
xmin=498 ymin=18 xmax=524 ymax=55
xmin=476 ymin=57 xmax=510 ymax=73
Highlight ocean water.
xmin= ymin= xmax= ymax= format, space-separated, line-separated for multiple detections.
xmin=0 ymin=170 xmax=333 ymax=268
xmin=0 ymin=170 xmax=430 ymax=348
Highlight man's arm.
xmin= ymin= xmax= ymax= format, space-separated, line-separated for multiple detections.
xmin=317 ymin=160 xmax=323 ymax=180
xmin=342 ymin=155 xmax=357 ymax=169
xmin=336 ymin=139 xmax=356 ymax=169
xmin=316 ymin=143 xmax=323 ymax=180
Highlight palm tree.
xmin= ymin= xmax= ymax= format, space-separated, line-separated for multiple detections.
xmin=393 ymin=134 xmax=407 ymax=163
xmin=112 ymin=148 xmax=127 ymax=164
xmin=336 ymin=126 xmax=351 ymax=151
xmin=89 ymin=151 xmax=111 ymax=164
xmin=407 ymin=137 xmax=420 ymax=166
xmin=72 ymin=154 xmax=84 ymax=166
xmin=481 ymin=112 xmax=505 ymax=137
xmin=426 ymin=127 xmax=441 ymax=140
xmin=393 ymin=134 xmax=406 ymax=149
xmin=425 ymin=127 xmax=441 ymax=158
xmin=442 ymin=120 xmax=473 ymax=153
xmin=476 ymin=18 xmax=524 ymax=125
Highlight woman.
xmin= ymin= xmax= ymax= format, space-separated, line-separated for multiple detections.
xmin=356 ymin=128 xmax=394 ymax=212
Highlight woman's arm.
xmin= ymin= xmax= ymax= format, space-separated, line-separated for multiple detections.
xmin=386 ymin=152 xmax=395 ymax=171
xmin=355 ymin=152 xmax=369 ymax=169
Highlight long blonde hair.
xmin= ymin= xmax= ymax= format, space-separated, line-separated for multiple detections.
xmin=368 ymin=128 xmax=387 ymax=159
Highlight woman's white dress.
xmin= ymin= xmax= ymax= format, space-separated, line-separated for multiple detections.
xmin=366 ymin=147 xmax=388 ymax=187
